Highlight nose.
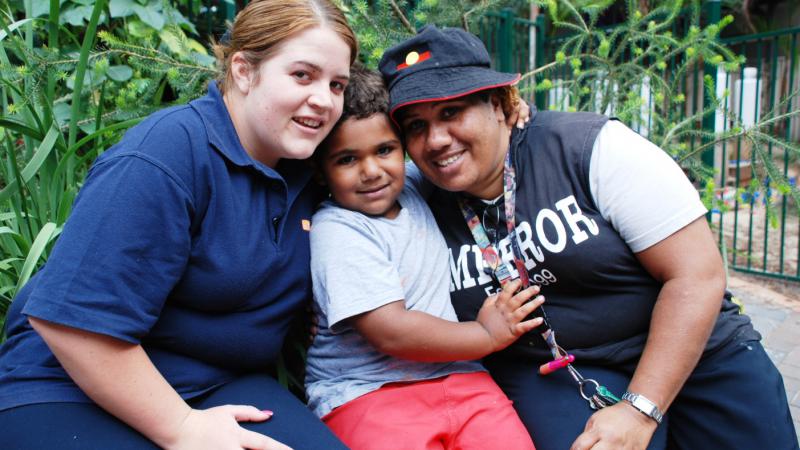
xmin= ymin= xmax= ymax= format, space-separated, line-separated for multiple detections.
xmin=360 ymin=157 xmax=382 ymax=181
xmin=426 ymin=121 xmax=452 ymax=151
xmin=308 ymin=82 xmax=334 ymax=111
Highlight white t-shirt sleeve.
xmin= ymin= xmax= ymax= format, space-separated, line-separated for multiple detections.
xmin=588 ymin=120 xmax=708 ymax=253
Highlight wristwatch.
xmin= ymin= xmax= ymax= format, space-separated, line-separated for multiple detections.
xmin=622 ymin=391 xmax=664 ymax=424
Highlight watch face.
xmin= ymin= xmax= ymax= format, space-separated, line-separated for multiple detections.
xmin=623 ymin=392 xmax=663 ymax=423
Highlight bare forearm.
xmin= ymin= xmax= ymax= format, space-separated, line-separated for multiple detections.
xmin=626 ymin=274 xmax=723 ymax=410
xmin=351 ymin=284 xmax=542 ymax=363
xmin=361 ymin=308 xmax=495 ymax=362
xmin=627 ymin=218 xmax=727 ymax=412
xmin=30 ymin=317 xmax=191 ymax=448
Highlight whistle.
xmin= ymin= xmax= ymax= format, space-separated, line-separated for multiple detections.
xmin=538 ymin=354 xmax=575 ymax=375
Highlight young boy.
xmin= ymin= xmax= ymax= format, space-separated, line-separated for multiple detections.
xmin=305 ymin=66 xmax=542 ymax=449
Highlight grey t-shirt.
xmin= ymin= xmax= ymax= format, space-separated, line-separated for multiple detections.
xmin=305 ymin=173 xmax=483 ymax=418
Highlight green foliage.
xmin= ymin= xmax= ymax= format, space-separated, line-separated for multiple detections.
xmin=0 ymin=0 xmax=216 ymax=331
xmin=531 ymin=0 xmax=799 ymax=215
xmin=337 ymin=0 xmax=522 ymax=67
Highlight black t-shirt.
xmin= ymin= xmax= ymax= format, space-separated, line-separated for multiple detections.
xmin=427 ymin=110 xmax=756 ymax=365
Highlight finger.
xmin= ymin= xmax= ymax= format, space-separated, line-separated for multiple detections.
xmin=506 ymin=111 xmax=520 ymax=127
xmin=509 ymin=285 xmax=540 ymax=308
xmin=494 ymin=280 xmax=523 ymax=307
xmin=570 ymin=431 xmax=600 ymax=450
xmin=515 ymin=316 xmax=543 ymax=334
xmin=482 ymin=292 xmax=498 ymax=308
xmin=222 ymin=404 xmax=274 ymax=422
xmin=239 ymin=428 xmax=293 ymax=450
xmin=500 ymin=279 xmax=523 ymax=298
xmin=515 ymin=295 xmax=545 ymax=320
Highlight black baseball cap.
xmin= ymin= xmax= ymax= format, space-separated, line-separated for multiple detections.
xmin=378 ymin=25 xmax=520 ymax=121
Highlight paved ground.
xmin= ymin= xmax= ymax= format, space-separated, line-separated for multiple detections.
xmin=727 ymin=273 xmax=800 ymax=440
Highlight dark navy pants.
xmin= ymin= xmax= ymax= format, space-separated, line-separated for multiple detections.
xmin=486 ymin=336 xmax=798 ymax=450
xmin=0 ymin=374 xmax=347 ymax=450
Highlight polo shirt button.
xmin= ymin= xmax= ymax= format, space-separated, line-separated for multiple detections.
xmin=272 ymin=217 xmax=280 ymax=226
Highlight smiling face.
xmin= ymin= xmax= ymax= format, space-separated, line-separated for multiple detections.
xmin=397 ymin=93 xmax=511 ymax=200
xmin=226 ymin=26 xmax=352 ymax=167
xmin=320 ymin=113 xmax=405 ymax=219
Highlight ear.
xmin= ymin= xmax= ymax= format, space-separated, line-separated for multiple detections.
xmin=230 ymin=52 xmax=254 ymax=95
xmin=490 ymin=93 xmax=507 ymax=125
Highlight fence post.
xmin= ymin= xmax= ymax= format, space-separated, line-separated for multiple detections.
xmin=218 ymin=0 xmax=237 ymax=30
xmin=498 ymin=8 xmax=514 ymax=73
xmin=535 ymin=14 xmax=547 ymax=110
xmin=701 ymin=0 xmax=722 ymax=170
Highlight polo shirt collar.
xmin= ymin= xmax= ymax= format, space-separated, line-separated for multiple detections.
xmin=191 ymin=82 xmax=313 ymax=188
xmin=190 ymin=82 xmax=254 ymax=167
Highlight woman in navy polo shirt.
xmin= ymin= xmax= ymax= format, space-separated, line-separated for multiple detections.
xmin=0 ymin=1 xmax=355 ymax=448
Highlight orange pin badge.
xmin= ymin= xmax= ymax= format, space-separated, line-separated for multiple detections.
xmin=301 ymin=219 xmax=311 ymax=231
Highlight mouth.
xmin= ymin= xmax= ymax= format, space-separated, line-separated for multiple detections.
xmin=293 ymin=117 xmax=323 ymax=130
xmin=358 ymin=183 xmax=390 ymax=195
xmin=433 ymin=151 xmax=464 ymax=168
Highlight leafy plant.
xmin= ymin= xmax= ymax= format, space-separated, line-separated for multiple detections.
xmin=337 ymin=0 xmax=523 ymax=67
xmin=0 ymin=0 xmax=216 ymax=331
xmin=531 ymin=0 xmax=799 ymax=214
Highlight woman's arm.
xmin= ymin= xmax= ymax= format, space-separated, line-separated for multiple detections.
xmin=350 ymin=280 xmax=544 ymax=362
xmin=30 ymin=318 xmax=289 ymax=450
xmin=571 ymin=217 xmax=725 ymax=450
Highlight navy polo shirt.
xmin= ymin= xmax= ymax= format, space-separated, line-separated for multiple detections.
xmin=0 ymin=82 xmax=321 ymax=410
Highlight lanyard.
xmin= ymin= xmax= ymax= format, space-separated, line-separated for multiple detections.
xmin=457 ymin=149 xmax=620 ymax=411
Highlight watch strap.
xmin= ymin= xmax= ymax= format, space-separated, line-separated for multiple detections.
xmin=622 ymin=391 xmax=664 ymax=424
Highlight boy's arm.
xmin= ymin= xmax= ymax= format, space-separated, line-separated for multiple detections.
xmin=350 ymin=280 xmax=544 ymax=362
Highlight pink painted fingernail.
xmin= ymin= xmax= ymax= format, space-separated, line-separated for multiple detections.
xmin=262 ymin=410 xmax=274 ymax=416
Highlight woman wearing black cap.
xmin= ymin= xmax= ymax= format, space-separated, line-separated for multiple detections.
xmin=379 ymin=25 xmax=797 ymax=450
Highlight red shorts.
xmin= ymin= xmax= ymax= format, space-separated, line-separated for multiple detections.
xmin=322 ymin=372 xmax=535 ymax=450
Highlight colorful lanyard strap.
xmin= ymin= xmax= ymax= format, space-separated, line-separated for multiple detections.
xmin=457 ymin=150 xmax=620 ymax=411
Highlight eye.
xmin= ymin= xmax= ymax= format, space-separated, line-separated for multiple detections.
xmin=377 ymin=145 xmax=395 ymax=156
xmin=441 ymin=106 xmax=460 ymax=119
xmin=403 ymin=119 xmax=425 ymax=135
xmin=292 ymin=71 xmax=311 ymax=82
xmin=330 ymin=80 xmax=347 ymax=94
xmin=335 ymin=155 xmax=355 ymax=165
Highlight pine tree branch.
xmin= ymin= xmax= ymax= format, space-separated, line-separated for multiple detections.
xmin=388 ymin=0 xmax=416 ymax=34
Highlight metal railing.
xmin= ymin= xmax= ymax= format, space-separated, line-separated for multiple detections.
xmin=476 ymin=11 xmax=544 ymax=106
xmin=714 ymin=26 xmax=800 ymax=281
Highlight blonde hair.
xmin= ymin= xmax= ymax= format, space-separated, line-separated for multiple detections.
xmin=212 ymin=0 xmax=358 ymax=92
xmin=492 ymin=85 xmax=521 ymax=119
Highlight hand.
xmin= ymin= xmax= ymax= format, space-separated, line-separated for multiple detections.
xmin=167 ymin=405 xmax=291 ymax=450
xmin=476 ymin=280 xmax=544 ymax=351
xmin=570 ymin=402 xmax=658 ymax=450
xmin=506 ymin=100 xmax=531 ymax=129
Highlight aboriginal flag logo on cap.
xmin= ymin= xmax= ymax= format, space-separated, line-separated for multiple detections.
xmin=396 ymin=47 xmax=431 ymax=70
